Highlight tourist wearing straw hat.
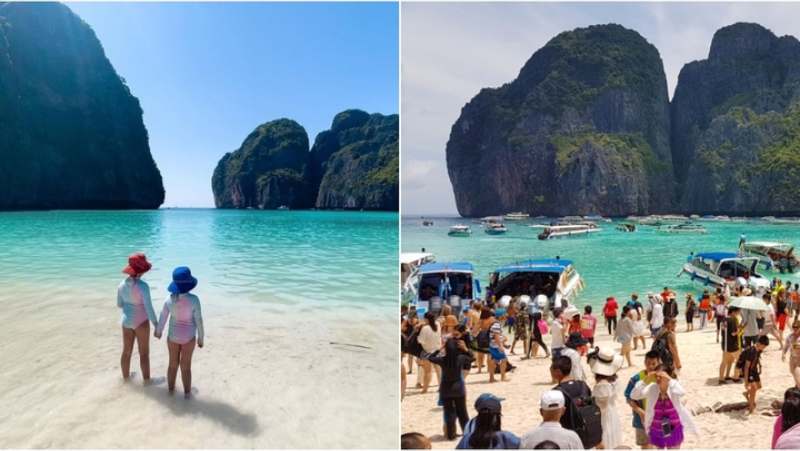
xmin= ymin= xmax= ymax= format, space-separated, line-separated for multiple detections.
xmin=588 ymin=346 xmax=625 ymax=450
xmin=117 ymin=253 xmax=158 ymax=383
xmin=154 ymin=266 xmax=205 ymax=397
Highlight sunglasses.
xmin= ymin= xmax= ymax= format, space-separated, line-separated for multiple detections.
xmin=794 ymin=326 xmax=800 ymax=330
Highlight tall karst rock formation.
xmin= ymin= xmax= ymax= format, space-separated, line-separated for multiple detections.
xmin=671 ymin=22 xmax=800 ymax=215
xmin=212 ymin=110 xmax=398 ymax=210
xmin=446 ymin=24 xmax=676 ymax=217
xmin=0 ymin=2 xmax=164 ymax=210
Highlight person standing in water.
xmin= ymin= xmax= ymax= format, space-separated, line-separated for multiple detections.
xmin=155 ymin=266 xmax=205 ymax=397
xmin=117 ymin=253 xmax=158 ymax=382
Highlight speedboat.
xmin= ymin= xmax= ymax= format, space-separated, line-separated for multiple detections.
xmin=639 ymin=215 xmax=689 ymax=226
xmin=410 ymin=262 xmax=482 ymax=317
xmin=422 ymin=220 xmax=434 ymax=226
xmin=479 ymin=216 xmax=504 ymax=225
xmin=616 ymin=221 xmax=638 ymax=232
xmin=677 ymin=252 xmax=768 ymax=289
xmin=401 ymin=252 xmax=436 ymax=303
xmin=559 ymin=215 xmax=584 ymax=223
xmin=503 ymin=212 xmax=530 ymax=221
xmin=583 ymin=214 xmax=612 ymax=223
xmin=655 ymin=222 xmax=708 ymax=234
xmin=537 ymin=224 xmax=599 ymax=240
xmin=277 ymin=205 xmax=289 ymax=210
xmin=447 ymin=225 xmax=472 ymax=237
xmin=740 ymin=242 xmax=799 ymax=273
xmin=488 ymin=258 xmax=585 ymax=314
xmin=484 ymin=223 xmax=508 ymax=235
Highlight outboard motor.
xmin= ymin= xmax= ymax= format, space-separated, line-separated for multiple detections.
xmin=534 ymin=294 xmax=549 ymax=311
xmin=449 ymin=295 xmax=463 ymax=318
xmin=429 ymin=296 xmax=443 ymax=317
xmin=518 ymin=295 xmax=532 ymax=310
xmin=498 ymin=295 xmax=512 ymax=308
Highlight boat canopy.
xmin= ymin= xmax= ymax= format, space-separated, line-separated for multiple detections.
xmin=420 ymin=262 xmax=475 ymax=273
xmin=695 ymin=252 xmax=742 ymax=261
xmin=400 ymin=253 xmax=434 ymax=265
xmin=493 ymin=259 xmax=572 ymax=274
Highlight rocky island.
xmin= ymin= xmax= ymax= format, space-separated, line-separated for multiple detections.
xmin=447 ymin=22 xmax=800 ymax=217
xmin=212 ymin=109 xmax=398 ymax=211
xmin=0 ymin=2 xmax=164 ymax=210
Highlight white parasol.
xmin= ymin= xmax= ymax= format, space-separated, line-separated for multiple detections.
xmin=728 ymin=295 xmax=771 ymax=312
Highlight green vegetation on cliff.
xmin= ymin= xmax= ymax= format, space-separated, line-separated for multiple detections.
xmin=213 ymin=110 xmax=398 ymax=211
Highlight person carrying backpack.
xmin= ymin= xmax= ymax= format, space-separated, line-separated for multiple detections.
xmin=630 ymin=363 xmax=700 ymax=448
xmin=550 ymin=356 xmax=602 ymax=449
xmin=652 ymin=317 xmax=681 ymax=371
xmin=739 ymin=335 xmax=770 ymax=415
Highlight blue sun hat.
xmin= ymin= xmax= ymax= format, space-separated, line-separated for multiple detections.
xmin=168 ymin=266 xmax=198 ymax=294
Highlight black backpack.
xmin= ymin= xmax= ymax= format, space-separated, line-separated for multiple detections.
xmin=736 ymin=346 xmax=760 ymax=373
xmin=404 ymin=329 xmax=423 ymax=358
xmin=556 ymin=383 xmax=603 ymax=449
xmin=476 ymin=328 xmax=492 ymax=349
xmin=651 ymin=331 xmax=673 ymax=364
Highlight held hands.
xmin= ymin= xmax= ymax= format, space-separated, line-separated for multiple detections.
xmin=457 ymin=340 xmax=469 ymax=352
xmin=154 ymin=331 xmax=162 ymax=339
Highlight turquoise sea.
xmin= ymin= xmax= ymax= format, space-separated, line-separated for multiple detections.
xmin=0 ymin=209 xmax=398 ymax=448
xmin=0 ymin=209 xmax=398 ymax=309
xmin=402 ymin=215 xmax=800 ymax=309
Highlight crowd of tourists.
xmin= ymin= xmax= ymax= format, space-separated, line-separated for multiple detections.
xmin=401 ymin=277 xmax=800 ymax=449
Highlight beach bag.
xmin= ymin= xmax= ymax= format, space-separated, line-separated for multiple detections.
xmin=476 ymin=328 xmax=492 ymax=349
xmin=404 ymin=329 xmax=423 ymax=358
xmin=538 ymin=319 xmax=549 ymax=335
xmin=556 ymin=384 xmax=603 ymax=449
xmin=757 ymin=316 xmax=765 ymax=330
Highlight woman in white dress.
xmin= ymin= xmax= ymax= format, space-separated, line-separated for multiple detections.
xmin=588 ymin=346 xmax=625 ymax=450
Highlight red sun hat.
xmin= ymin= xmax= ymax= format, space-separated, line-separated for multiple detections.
xmin=122 ymin=253 xmax=152 ymax=276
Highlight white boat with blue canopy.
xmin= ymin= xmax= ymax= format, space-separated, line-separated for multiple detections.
xmin=401 ymin=252 xmax=436 ymax=303
xmin=411 ymin=262 xmax=482 ymax=318
xmin=677 ymin=252 xmax=768 ymax=289
xmin=488 ymin=258 xmax=584 ymax=314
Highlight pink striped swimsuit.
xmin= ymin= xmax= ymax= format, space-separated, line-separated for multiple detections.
xmin=155 ymin=293 xmax=204 ymax=345
xmin=117 ymin=277 xmax=158 ymax=329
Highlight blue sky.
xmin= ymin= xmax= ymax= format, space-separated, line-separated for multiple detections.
xmin=401 ymin=2 xmax=800 ymax=215
xmin=64 ymin=2 xmax=399 ymax=208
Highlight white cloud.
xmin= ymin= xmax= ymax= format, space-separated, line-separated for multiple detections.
xmin=401 ymin=2 xmax=800 ymax=215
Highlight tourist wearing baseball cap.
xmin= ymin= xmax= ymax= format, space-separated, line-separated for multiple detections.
xmin=520 ymin=390 xmax=582 ymax=449
xmin=456 ymin=393 xmax=520 ymax=449
xmin=462 ymin=393 xmax=504 ymax=436
xmin=117 ymin=253 xmax=157 ymax=383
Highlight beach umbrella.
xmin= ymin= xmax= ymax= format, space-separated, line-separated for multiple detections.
xmin=728 ymin=296 xmax=771 ymax=312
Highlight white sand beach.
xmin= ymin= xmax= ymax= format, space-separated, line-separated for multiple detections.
xmin=401 ymin=316 xmax=793 ymax=449
xmin=0 ymin=282 xmax=398 ymax=448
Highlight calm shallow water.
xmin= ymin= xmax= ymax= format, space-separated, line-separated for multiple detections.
xmin=0 ymin=209 xmax=398 ymax=311
xmin=0 ymin=209 xmax=399 ymax=448
xmin=402 ymin=216 xmax=800 ymax=308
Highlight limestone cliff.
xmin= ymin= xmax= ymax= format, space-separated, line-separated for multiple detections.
xmin=311 ymin=110 xmax=398 ymax=210
xmin=446 ymin=24 xmax=675 ymax=217
xmin=211 ymin=119 xmax=312 ymax=209
xmin=0 ymin=2 xmax=164 ymax=210
xmin=212 ymin=110 xmax=398 ymax=210
xmin=671 ymin=22 xmax=800 ymax=214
